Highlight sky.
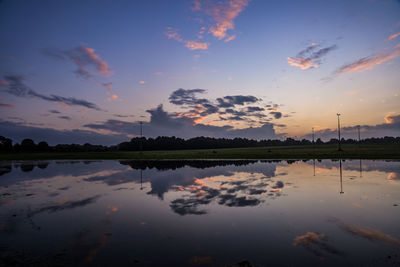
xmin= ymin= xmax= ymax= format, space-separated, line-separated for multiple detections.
xmin=0 ymin=0 xmax=399 ymax=145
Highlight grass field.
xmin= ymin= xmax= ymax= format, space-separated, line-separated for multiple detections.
xmin=1 ymin=143 xmax=399 ymax=160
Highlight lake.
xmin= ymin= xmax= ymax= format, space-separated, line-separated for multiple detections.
xmin=1 ymin=159 xmax=399 ymax=266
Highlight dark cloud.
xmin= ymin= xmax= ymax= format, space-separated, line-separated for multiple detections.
xmin=169 ymin=88 xmax=209 ymax=105
xmin=288 ymin=44 xmax=337 ymax=70
xmin=270 ymin=111 xmax=282 ymax=119
xmin=0 ymin=100 xmax=15 ymax=108
xmin=49 ymin=110 xmax=61 ymax=114
xmin=1 ymin=75 xmax=102 ymax=111
xmin=112 ymin=114 xmax=135 ymax=118
xmin=303 ymin=121 xmax=400 ymax=140
xmin=43 ymin=46 xmax=112 ymax=79
xmin=216 ymin=95 xmax=260 ymax=108
xmin=0 ymin=120 xmax=126 ymax=145
xmin=28 ymin=195 xmax=101 ymax=217
xmin=247 ymin=106 xmax=265 ymax=112
xmin=85 ymin=104 xmax=281 ymax=140
xmin=58 ymin=115 xmax=71 ymax=120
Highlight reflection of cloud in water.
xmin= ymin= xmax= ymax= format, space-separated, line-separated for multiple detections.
xmin=293 ymin=232 xmax=344 ymax=258
xmin=28 ymin=195 xmax=101 ymax=217
xmin=169 ymin=172 xmax=287 ymax=215
xmin=339 ymin=224 xmax=400 ymax=246
xmin=388 ymin=172 xmax=400 ymax=180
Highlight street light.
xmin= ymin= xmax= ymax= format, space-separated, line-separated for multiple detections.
xmin=337 ymin=113 xmax=342 ymax=151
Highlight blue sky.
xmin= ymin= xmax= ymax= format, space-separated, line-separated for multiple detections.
xmin=0 ymin=0 xmax=399 ymax=144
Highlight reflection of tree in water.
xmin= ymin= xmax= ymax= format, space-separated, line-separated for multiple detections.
xmin=119 ymin=159 xmax=261 ymax=170
xmin=0 ymin=161 xmax=50 ymax=175
xmin=170 ymin=174 xmax=287 ymax=216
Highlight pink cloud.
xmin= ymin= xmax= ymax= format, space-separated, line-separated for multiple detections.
xmin=44 ymin=46 xmax=112 ymax=78
xmin=165 ymin=27 xmax=209 ymax=50
xmin=384 ymin=114 xmax=400 ymax=124
xmin=102 ymin=82 xmax=113 ymax=90
xmin=386 ymin=32 xmax=400 ymax=41
xmin=224 ymin=35 xmax=236 ymax=42
xmin=287 ymin=57 xmax=315 ymax=70
xmin=139 ymin=81 xmax=146 ymax=84
xmin=335 ymin=47 xmax=400 ymax=75
xmin=206 ymin=0 xmax=249 ymax=40
xmin=0 ymin=80 xmax=9 ymax=86
xmin=0 ymin=99 xmax=15 ymax=109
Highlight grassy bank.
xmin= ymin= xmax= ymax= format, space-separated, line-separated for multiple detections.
xmin=1 ymin=143 xmax=399 ymax=160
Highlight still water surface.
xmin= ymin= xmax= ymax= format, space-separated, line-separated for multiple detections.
xmin=1 ymin=159 xmax=400 ymax=266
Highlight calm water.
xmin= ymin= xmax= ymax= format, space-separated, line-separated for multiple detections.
xmin=1 ymin=159 xmax=400 ymax=266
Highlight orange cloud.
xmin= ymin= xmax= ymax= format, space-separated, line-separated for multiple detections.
xmin=165 ymin=27 xmax=209 ymax=51
xmin=287 ymin=57 xmax=314 ymax=70
xmin=335 ymin=47 xmax=400 ymax=75
xmin=386 ymin=32 xmax=400 ymax=41
xmin=224 ymin=35 xmax=236 ymax=42
xmin=388 ymin=172 xmax=400 ymax=180
xmin=384 ymin=114 xmax=400 ymax=124
xmin=341 ymin=225 xmax=400 ymax=246
xmin=207 ymin=0 xmax=249 ymax=40
xmin=293 ymin=232 xmax=324 ymax=246
xmin=0 ymin=80 xmax=9 ymax=86
xmin=185 ymin=40 xmax=209 ymax=50
xmin=139 ymin=80 xmax=146 ymax=84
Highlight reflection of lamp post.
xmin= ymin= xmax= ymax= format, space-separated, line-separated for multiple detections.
xmin=337 ymin=114 xmax=342 ymax=151
xmin=140 ymin=169 xmax=143 ymax=190
xmin=359 ymin=159 xmax=362 ymax=178
xmin=313 ymin=158 xmax=316 ymax=176
xmin=339 ymin=159 xmax=344 ymax=194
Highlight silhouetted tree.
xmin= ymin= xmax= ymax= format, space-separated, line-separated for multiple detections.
xmin=21 ymin=139 xmax=36 ymax=152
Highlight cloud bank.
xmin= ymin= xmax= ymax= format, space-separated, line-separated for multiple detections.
xmin=0 ymin=75 xmax=102 ymax=111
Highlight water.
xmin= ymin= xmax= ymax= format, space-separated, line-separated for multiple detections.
xmin=1 ymin=159 xmax=399 ymax=266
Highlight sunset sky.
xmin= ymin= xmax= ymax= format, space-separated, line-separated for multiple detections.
xmin=0 ymin=0 xmax=399 ymax=145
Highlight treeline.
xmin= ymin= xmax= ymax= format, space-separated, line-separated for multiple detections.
xmin=0 ymin=135 xmax=399 ymax=153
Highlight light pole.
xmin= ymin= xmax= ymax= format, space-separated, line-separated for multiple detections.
xmin=337 ymin=113 xmax=342 ymax=151
xmin=312 ymin=127 xmax=315 ymax=149
xmin=139 ymin=121 xmax=143 ymax=153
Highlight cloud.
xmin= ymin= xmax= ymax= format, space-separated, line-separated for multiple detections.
xmin=84 ymin=104 xmax=281 ymax=140
xmin=1 ymin=75 xmax=102 ymax=111
xmin=0 ymin=99 xmax=15 ymax=109
xmin=165 ymin=27 xmax=209 ymax=51
xmin=43 ymin=46 xmax=112 ymax=78
xmin=58 ymin=115 xmax=71 ymax=120
xmin=102 ymin=82 xmax=112 ymax=90
xmin=287 ymin=44 xmax=337 ymax=70
xmin=332 ymin=46 xmax=400 ymax=76
xmin=302 ymin=115 xmax=400 ymax=140
xmin=386 ymin=32 xmax=400 ymax=41
xmin=216 ymin=95 xmax=260 ymax=108
xmin=0 ymin=120 xmax=127 ymax=145
xmin=247 ymin=106 xmax=265 ymax=112
xmin=169 ymin=88 xmax=209 ymax=105
xmin=384 ymin=114 xmax=400 ymax=123
xmin=49 ymin=110 xmax=61 ymax=114
xmin=270 ymin=111 xmax=282 ymax=119
xmin=293 ymin=232 xmax=344 ymax=257
xmin=339 ymin=224 xmax=400 ymax=246
xmin=203 ymin=0 xmax=249 ymax=41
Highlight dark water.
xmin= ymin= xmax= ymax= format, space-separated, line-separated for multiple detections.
xmin=1 ymin=159 xmax=400 ymax=266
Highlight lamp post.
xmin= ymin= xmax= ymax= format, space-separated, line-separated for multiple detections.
xmin=139 ymin=121 xmax=143 ymax=153
xmin=337 ymin=113 xmax=342 ymax=151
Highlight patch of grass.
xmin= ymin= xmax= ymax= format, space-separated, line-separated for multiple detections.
xmin=0 ymin=143 xmax=399 ymax=160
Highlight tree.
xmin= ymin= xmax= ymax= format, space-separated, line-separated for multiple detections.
xmin=0 ymin=136 xmax=12 ymax=152
xmin=21 ymin=139 xmax=36 ymax=152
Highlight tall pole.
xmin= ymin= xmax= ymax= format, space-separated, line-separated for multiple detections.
xmin=312 ymin=127 xmax=315 ymax=144
xmin=139 ymin=121 xmax=143 ymax=153
xmin=337 ymin=113 xmax=342 ymax=151
xmin=357 ymin=125 xmax=360 ymax=143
